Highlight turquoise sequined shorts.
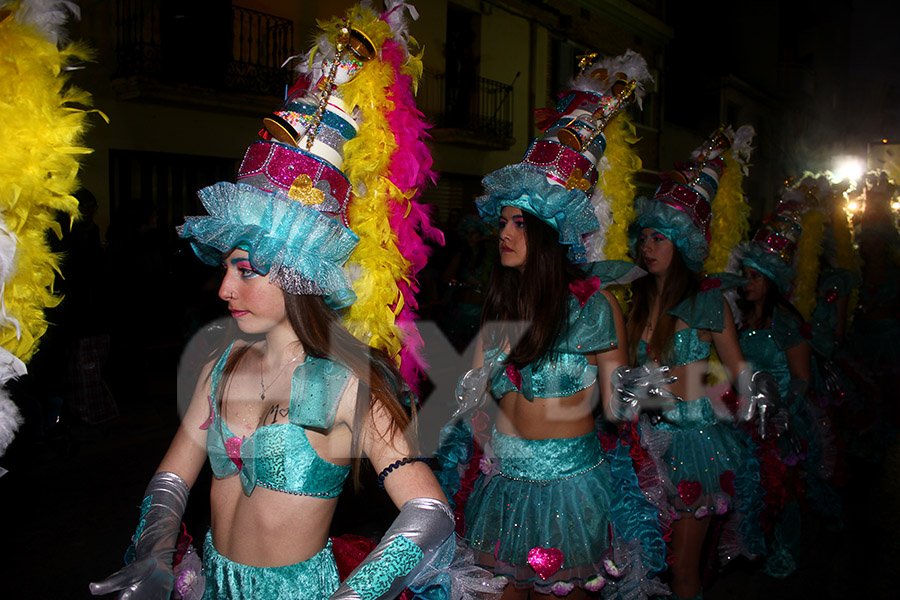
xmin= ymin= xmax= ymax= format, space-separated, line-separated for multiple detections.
xmin=202 ymin=531 xmax=340 ymax=600
xmin=463 ymin=429 xmax=662 ymax=593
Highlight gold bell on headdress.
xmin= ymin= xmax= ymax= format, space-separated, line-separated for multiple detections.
xmin=348 ymin=28 xmax=376 ymax=62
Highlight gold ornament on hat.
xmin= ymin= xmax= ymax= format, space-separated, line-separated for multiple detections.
xmin=302 ymin=23 xmax=374 ymax=152
xmin=565 ymin=168 xmax=591 ymax=192
xmin=576 ymin=53 xmax=598 ymax=77
xmin=288 ymin=174 xmax=325 ymax=205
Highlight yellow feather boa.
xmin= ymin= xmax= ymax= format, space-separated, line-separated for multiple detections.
xmin=704 ymin=153 xmax=750 ymax=274
xmin=832 ymin=201 xmax=859 ymax=273
xmin=701 ymin=153 xmax=750 ymax=387
xmin=793 ymin=207 xmax=826 ymax=320
xmin=0 ymin=18 xmax=97 ymax=363
xmin=324 ymin=8 xmax=409 ymax=362
xmin=597 ymin=114 xmax=640 ymax=308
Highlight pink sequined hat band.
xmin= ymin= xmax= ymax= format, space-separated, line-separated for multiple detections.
xmin=653 ymin=181 xmax=713 ymax=241
xmin=752 ymin=228 xmax=797 ymax=262
xmin=238 ymin=140 xmax=351 ymax=226
xmin=521 ymin=139 xmax=598 ymax=191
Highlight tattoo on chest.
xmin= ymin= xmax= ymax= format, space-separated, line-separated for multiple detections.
xmin=260 ymin=404 xmax=291 ymax=426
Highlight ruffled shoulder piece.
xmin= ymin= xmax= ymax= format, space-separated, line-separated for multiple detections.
xmin=582 ymin=259 xmax=646 ymax=289
xmin=668 ymin=272 xmax=743 ymax=332
xmin=289 ymin=356 xmax=354 ymax=429
xmin=771 ymin=306 xmax=805 ymax=351
xmin=210 ymin=340 xmax=238 ymax=398
xmin=551 ymin=260 xmax=642 ymax=354
xmin=818 ymin=267 xmax=859 ymax=298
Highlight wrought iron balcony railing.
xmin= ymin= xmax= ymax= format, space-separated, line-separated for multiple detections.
xmin=115 ymin=1 xmax=293 ymax=98
xmin=417 ymin=70 xmax=515 ymax=148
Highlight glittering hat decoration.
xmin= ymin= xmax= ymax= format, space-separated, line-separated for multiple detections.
xmin=739 ymin=181 xmax=813 ymax=296
xmin=477 ymin=50 xmax=653 ymax=263
xmin=288 ymin=1 xmax=441 ymax=393
xmin=236 ymin=22 xmax=376 ymax=226
xmin=635 ymin=125 xmax=755 ymax=272
xmin=179 ymin=9 xmax=383 ymax=310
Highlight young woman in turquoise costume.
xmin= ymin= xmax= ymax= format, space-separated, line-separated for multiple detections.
xmin=625 ymin=127 xmax=766 ymax=600
xmin=438 ymin=52 xmax=668 ymax=599
xmin=735 ymin=197 xmax=818 ymax=578
xmin=90 ymin=3 xmax=495 ymax=600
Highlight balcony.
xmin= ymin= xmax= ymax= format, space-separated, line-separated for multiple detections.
xmin=113 ymin=1 xmax=293 ymax=113
xmin=418 ymin=70 xmax=516 ymax=149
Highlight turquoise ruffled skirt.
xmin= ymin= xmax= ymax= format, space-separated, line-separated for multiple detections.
xmin=463 ymin=429 xmax=666 ymax=596
xmin=638 ymin=399 xmax=765 ymax=560
xmin=202 ymin=532 xmax=340 ymax=600
xmin=647 ymin=398 xmax=752 ymax=512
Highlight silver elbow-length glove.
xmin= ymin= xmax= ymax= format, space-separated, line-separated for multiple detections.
xmin=609 ymin=364 xmax=680 ymax=422
xmin=329 ymin=497 xmax=455 ymax=600
xmin=736 ymin=369 xmax=780 ymax=438
xmin=89 ymin=471 xmax=189 ymax=600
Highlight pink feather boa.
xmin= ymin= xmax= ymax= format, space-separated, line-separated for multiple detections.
xmin=381 ymin=39 xmax=443 ymax=394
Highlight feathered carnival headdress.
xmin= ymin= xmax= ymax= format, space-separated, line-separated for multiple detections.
xmin=477 ymin=50 xmax=653 ymax=264
xmin=0 ymin=0 xmax=103 ymax=464
xmin=851 ymin=169 xmax=900 ymax=245
xmin=821 ymin=176 xmax=859 ymax=274
xmin=633 ymin=125 xmax=755 ymax=272
xmin=739 ymin=175 xmax=831 ymax=304
xmin=178 ymin=1 xmax=440 ymax=394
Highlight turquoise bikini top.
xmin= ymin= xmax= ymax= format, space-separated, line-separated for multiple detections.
xmin=486 ymin=261 xmax=638 ymax=401
xmin=739 ymin=306 xmax=805 ymax=400
xmin=638 ymin=329 xmax=709 ymax=367
xmin=636 ymin=273 xmax=743 ymax=367
xmin=204 ymin=342 xmax=351 ymax=497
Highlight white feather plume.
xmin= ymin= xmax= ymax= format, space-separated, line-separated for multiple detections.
xmin=383 ymin=0 xmax=419 ymax=44
xmin=2 ymin=0 xmax=79 ymax=46
xmin=0 ymin=390 xmax=23 ymax=459
xmin=571 ymin=49 xmax=653 ymax=109
xmin=295 ymin=1 xmax=419 ymax=81
xmin=584 ymin=156 xmax=614 ymax=262
xmin=727 ymin=125 xmax=755 ymax=175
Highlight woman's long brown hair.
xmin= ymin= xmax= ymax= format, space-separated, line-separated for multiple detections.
xmin=626 ymin=242 xmax=700 ymax=364
xmin=212 ymin=292 xmax=413 ymax=490
xmin=480 ymin=212 xmax=584 ymax=367
xmin=736 ymin=272 xmax=804 ymax=329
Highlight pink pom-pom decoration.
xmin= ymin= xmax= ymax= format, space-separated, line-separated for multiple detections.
xmin=603 ymin=558 xmax=622 ymax=578
xmin=584 ymin=574 xmax=607 ymax=592
xmin=550 ymin=581 xmax=575 ymax=596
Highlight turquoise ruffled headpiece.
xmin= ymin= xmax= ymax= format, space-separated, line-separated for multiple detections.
xmin=739 ymin=241 xmax=796 ymax=296
xmin=476 ymin=52 xmax=653 ymax=264
xmin=631 ymin=196 xmax=709 ymax=272
xmin=178 ymin=182 xmax=359 ymax=309
xmin=476 ymin=163 xmax=599 ymax=263
xmin=631 ymin=127 xmax=742 ymax=272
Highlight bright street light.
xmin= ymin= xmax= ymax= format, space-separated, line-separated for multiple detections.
xmin=833 ymin=155 xmax=865 ymax=182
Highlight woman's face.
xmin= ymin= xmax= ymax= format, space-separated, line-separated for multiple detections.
xmin=741 ymin=265 xmax=770 ymax=304
xmin=218 ymin=248 xmax=287 ymax=334
xmin=498 ymin=206 xmax=527 ymax=271
xmin=638 ymin=228 xmax=674 ymax=276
